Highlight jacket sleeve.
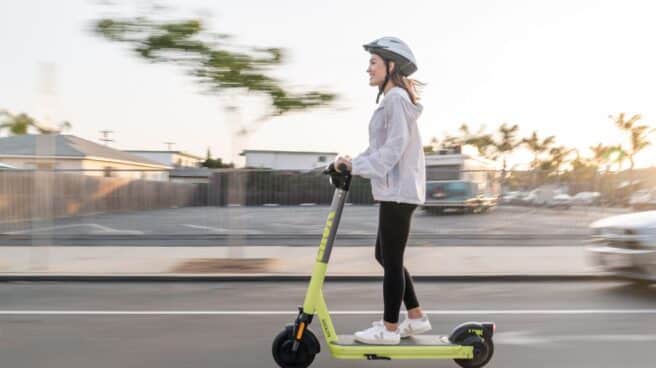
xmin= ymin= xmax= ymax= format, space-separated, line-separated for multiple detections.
xmin=351 ymin=94 xmax=409 ymax=179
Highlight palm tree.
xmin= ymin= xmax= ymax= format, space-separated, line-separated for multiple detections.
xmin=0 ymin=110 xmax=71 ymax=135
xmin=628 ymin=125 xmax=651 ymax=170
xmin=546 ymin=145 xmax=574 ymax=174
xmin=589 ymin=143 xmax=614 ymax=172
xmin=458 ymin=123 xmax=496 ymax=159
xmin=609 ymin=113 xmax=652 ymax=170
xmin=493 ymin=123 xmax=520 ymax=174
xmin=522 ymin=131 xmax=555 ymax=170
xmin=611 ymin=113 xmax=642 ymax=131
xmin=608 ymin=145 xmax=628 ymax=172
xmin=440 ymin=131 xmax=462 ymax=149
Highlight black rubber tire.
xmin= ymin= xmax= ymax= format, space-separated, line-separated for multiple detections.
xmin=272 ymin=326 xmax=317 ymax=368
xmin=453 ymin=335 xmax=494 ymax=368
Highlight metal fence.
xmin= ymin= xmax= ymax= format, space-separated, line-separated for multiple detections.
xmin=207 ymin=169 xmax=373 ymax=206
xmin=0 ymin=170 xmax=204 ymax=226
xmin=1 ymin=167 xmax=656 ymax=237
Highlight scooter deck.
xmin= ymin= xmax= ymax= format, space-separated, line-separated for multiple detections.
xmin=334 ymin=334 xmax=456 ymax=346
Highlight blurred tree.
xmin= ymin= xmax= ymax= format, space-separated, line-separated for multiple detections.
xmin=492 ymin=123 xmax=520 ymax=187
xmin=93 ymin=17 xmax=335 ymax=118
xmin=539 ymin=145 xmax=574 ymax=176
xmin=458 ymin=123 xmax=496 ymax=159
xmin=589 ymin=143 xmax=615 ymax=172
xmin=438 ymin=124 xmax=496 ymax=159
xmin=628 ymin=125 xmax=652 ymax=170
xmin=608 ymin=144 xmax=628 ymax=172
xmin=522 ymin=130 xmax=555 ymax=170
xmin=0 ymin=110 xmax=71 ymax=135
xmin=609 ymin=113 xmax=653 ymax=170
xmin=202 ymin=147 xmax=234 ymax=168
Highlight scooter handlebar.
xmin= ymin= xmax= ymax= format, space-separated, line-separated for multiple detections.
xmin=323 ymin=163 xmax=350 ymax=175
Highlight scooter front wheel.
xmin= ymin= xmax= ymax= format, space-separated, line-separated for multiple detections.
xmin=454 ymin=335 xmax=494 ymax=368
xmin=272 ymin=325 xmax=318 ymax=368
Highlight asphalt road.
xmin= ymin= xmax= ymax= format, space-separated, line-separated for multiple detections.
xmin=1 ymin=280 xmax=655 ymax=368
xmin=0 ymin=205 xmax=628 ymax=247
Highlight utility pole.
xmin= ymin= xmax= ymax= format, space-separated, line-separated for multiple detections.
xmin=99 ymin=130 xmax=114 ymax=145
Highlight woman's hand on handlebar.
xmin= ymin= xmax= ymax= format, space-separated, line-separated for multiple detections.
xmin=334 ymin=155 xmax=352 ymax=172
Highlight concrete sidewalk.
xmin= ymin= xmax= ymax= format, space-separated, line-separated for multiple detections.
xmin=0 ymin=244 xmax=604 ymax=280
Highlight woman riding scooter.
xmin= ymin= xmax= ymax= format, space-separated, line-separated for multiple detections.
xmin=334 ymin=36 xmax=430 ymax=345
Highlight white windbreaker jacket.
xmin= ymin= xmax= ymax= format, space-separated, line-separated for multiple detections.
xmin=351 ymin=87 xmax=426 ymax=205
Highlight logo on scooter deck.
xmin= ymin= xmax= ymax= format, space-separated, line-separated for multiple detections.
xmin=316 ymin=211 xmax=335 ymax=262
xmin=468 ymin=329 xmax=483 ymax=336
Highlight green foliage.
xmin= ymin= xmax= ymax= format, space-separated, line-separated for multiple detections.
xmin=522 ymin=131 xmax=555 ymax=169
xmin=201 ymin=149 xmax=233 ymax=168
xmin=0 ymin=110 xmax=71 ymax=135
xmin=94 ymin=16 xmax=336 ymax=117
xmin=201 ymin=158 xmax=233 ymax=169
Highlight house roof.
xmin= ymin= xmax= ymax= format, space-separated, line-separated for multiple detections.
xmin=125 ymin=150 xmax=204 ymax=160
xmin=240 ymin=149 xmax=338 ymax=156
xmin=0 ymin=134 xmax=168 ymax=167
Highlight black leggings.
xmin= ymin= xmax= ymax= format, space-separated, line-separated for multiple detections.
xmin=375 ymin=201 xmax=420 ymax=324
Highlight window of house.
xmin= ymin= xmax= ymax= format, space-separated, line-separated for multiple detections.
xmin=318 ymin=156 xmax=326 ymax=162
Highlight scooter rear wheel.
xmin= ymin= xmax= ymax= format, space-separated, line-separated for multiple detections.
xmin=454 ymin=335 xmax=494 ymax=368
xmin=272 ymin=326 xmax=317 ymax=368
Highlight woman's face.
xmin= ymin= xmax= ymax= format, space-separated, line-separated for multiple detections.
xmin=367 ymin=53 xmax=388 ymax=87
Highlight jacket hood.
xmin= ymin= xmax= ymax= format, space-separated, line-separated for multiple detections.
xmin=383 ymin=87 xmax=423 ymax=121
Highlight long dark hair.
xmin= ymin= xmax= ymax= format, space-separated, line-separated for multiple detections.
xmin=378 ymin=58 xmax=424 ymax=105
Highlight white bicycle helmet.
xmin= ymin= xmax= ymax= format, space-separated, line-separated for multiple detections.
xmin=363 ymin=37 xmax=418 ymax=76
xmin=363 ymin=37 xmax=418 ymax=102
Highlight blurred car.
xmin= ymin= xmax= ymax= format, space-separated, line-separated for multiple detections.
xmin=523 ymin=185 xmax=570 ymax=208
xmin=422 ymin=180 xmax=497 ymax=214
xmin=572 ymin=191 xmax=601 ymax=206
xmin=588 ymin=211 xmax=656 ymax=283
xmin=629 ymin=189 xmax=656 ymax=211
xmin=500 ymin=191 xmax=521 ymax=204
xmin=548 ymin=193 xmax=572 ymax=209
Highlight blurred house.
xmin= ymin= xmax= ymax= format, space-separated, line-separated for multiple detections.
xmin=125 ymin=150 xmax=212 ymax=184
xmin=240 ymin=149 xmax=338 ymax=170
xmin=124 ymin=150 xmax=203 ymax=168
xmin=0 ymin=134 xmax=170 ymax=180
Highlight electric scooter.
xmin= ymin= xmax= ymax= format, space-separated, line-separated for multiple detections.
xmin=272 ymin=163 xmax=495 ymax=368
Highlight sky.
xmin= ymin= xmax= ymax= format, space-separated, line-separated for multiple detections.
xmin=1 ymin=0 xmax=655 ymax=168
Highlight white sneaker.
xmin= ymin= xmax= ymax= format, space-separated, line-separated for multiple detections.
xmin=399 ymin=315 xmax=432 ymax=338
xmin=353 ymin=320 xmax=401 ymax=345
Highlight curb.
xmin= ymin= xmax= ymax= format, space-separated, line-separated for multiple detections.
xmin=0 ymin=273 xmax=615 ymax=282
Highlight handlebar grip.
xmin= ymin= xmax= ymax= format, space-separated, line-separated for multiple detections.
xmin=322 ymin=163 xmax=335 ymax=175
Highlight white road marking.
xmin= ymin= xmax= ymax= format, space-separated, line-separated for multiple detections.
xmin=496 ymin=330 xmax=656 ymax=345
xmin=183 ymin=224 xmax=229 ymax=233
xmin=1 ymin=309 xmax=656 ymax=315
xmin=182 ymin=224 xmax=262 ymax=234
xmin=5 ymin=223 xmax=143 ymax=235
